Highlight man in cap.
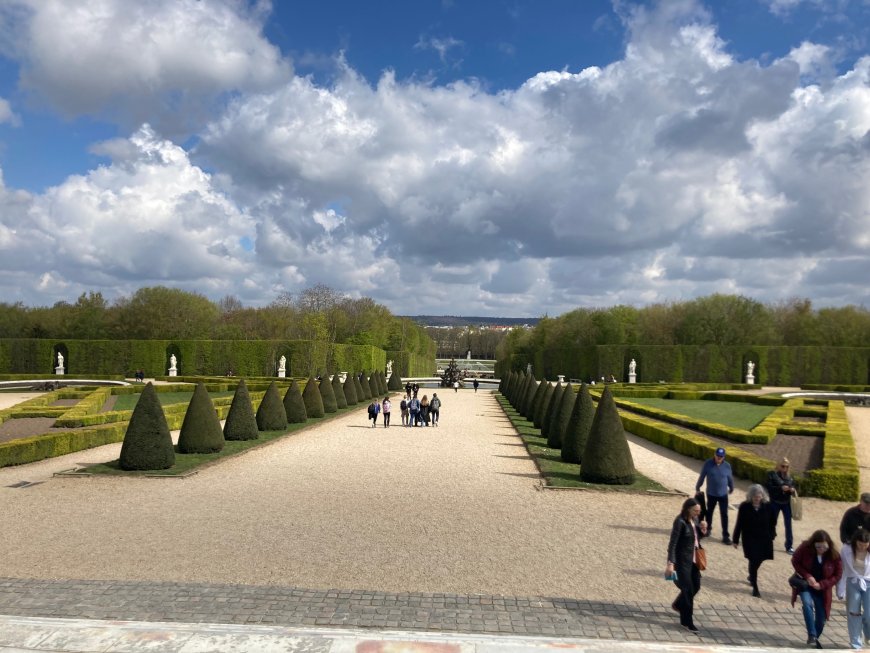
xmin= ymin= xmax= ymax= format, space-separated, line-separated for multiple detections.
xmin=839 ymin=492 xmax=870 ymax=544
xmin=696 ymin=447 xmax=734 ymax=544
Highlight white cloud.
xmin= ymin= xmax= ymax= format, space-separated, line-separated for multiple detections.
xmin=0 ymin=97 xmax=19 ymax=125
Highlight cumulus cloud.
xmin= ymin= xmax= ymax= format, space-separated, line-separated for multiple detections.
xmin=0 ymin=97 xmax=19 ymax=125
xmin=1 ymin=0 xmax=290 ymax=132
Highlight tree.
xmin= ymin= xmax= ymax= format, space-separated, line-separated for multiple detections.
xmin=562 ymin=383 xmax=594 ymax=464
xmin=302 ymin=376 xmax=325 ymax=418
xmin=388 ymin=370 xmax=403 ymax=391
xmin=359 ymin=372 xmax=373 ymax=400
xmin=531 ymin=379 xmax=551 ymax=427
xmin=554 ymin=382 xmax=576 ymax=449
xmin=224 ymin=380 xmax=259 ymax=440
xmin=256 ymin=381 xmax=288 ymax=431
xmin=177 ymin=383 xmax=225 ymax=453
xmin=353 ymin=373 xmax=365 ymax=402
xmin=580 ymin=387 xmax=635 ymax=484
xmin=521 ymin=376 xmax=539 ymax=419
xmin=343 ymin=375 xmax=359 ymax=405
xmin=283 ymin=380 xmax=308 ymax=423
xmin=331 ymin=373 xmax=348 ymax=408
xmin=112 ymin=286 xmax=220 ymax=339
xmin=119 ymin=383 xmax=175 ymax=470
xmin=319 ymin=375 xmax=338 ymax=413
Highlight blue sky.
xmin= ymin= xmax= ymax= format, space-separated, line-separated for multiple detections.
xmin=0 ymin=0 xmax=868 ymax=316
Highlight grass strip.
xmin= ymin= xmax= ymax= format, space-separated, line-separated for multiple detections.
xmin=624 ymin=397 xmax=774 ymax=431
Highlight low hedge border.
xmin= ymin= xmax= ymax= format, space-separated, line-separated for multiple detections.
xmin=801 ymin=400 xmax=859 ymax=500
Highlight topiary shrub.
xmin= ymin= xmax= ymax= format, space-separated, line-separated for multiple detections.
xmin=331 ymin=374 xmax=348 ymax=408
xmin=283 ymin=380 xmax=307 ymax=424
xmin=581 ymin=386 xmax=635 ymax=484
xmin=119 ymin=382 xmax=175 ymax=470
xmin=359 ymin=373 xmax=373 ymax=400
xmin=224 ymin=379 xmax=259 ymax=441
xmin=376 ymin=371 xmax=388 ymax=395
xmin=543 ymin=383 xmax=564 ymax=447
xmin=353 ymin=373 xmax=365 ymax=401
xmin=388 ymin=371 xmax=403 ymax=391
xmin=256 ymin=381 xmax=288 ymax=431
xmin=319 ymin=375 xmax=338 ymax=413
xmin=533 ymin=381 xmax=554 ymax=429
xmin=344 ymin=375 xmax=359 ymax=405
xmin=563 ymin=383 xmax=594 ymax=463
xmin=302 ymin=375 xmax=325 ymax=418
xmin=521 ymin=375 xmax=538 ymax=418
xmin=554 ymin=382 xmax=576 ymax=449
xmin=177 ymin=382 xmax=225 ymax=453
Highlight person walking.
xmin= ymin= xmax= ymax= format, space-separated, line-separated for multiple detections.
xmin=665 ymin=497 xmax=708 ymax=633
xmin=420 ymin=395 xmax=431 ymax=426
xmin=473 ymin=378 xmax=479 ymax=393
xmin=367 ymin=399 xmax=380 ymax=428
xmin=381 ymin=397 xmax=391 ymax=428
xmin=837 ymin=527 xmax=870 ymax=650
xmin=732 ymin=484 xmax=776 ymax=597
xmin=695 ymin=447 xmax=734 ymax=544
xmin=453 ymin=380 xmax=459 ymax=392
xmin=841 ymin=494 xmax=870 ymax=544
xmin=430 ymin=393 xmax=441 ymax=426
xmin=399 ymin=395 xmax=410 ymax=426
xmin=408 ymin=395 xmax=421 ymax=426
xmin=766 ymin=457 xmax=797 ymax=553
xmin=792 ymin=530 xmax=843 ymax=648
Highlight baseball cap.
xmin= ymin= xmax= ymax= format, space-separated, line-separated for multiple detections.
xmin=715 ymin=447 xmax=726 ymax=457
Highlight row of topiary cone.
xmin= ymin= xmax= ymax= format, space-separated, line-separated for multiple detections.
xmin=498 ymin=370 xmax=635 ymax=484
xmin=120 ymin=370 xmax=403 ymax=471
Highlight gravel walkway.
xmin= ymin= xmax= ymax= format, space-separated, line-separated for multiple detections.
xmin=0 ymin=389 xmax=866 ymax=609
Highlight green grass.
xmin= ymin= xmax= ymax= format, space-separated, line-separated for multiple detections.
xmin=76 ymin=404 xmax=359 ymax=477
xmin=625 ymin=398 xmax=774 ymax=430
xmin=112 ymin=391 xmax=235 ymax=411
xmin=496 ymin=395 xmax=669 ymax=492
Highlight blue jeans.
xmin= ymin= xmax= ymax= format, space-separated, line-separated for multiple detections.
xmin=706 ymin=494 xmax=729 ymax=539
xmin=846 ymin=581 xmax=870 ymax=649
xmin=771 ymin=501 xmax=793 ymax=549
xmin=799 ymin=589 xmax=827 ymax=639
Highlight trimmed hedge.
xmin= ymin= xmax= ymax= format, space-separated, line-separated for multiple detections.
xmin=256 ymin=381 xmax=288 ymax=431
xmin=224 ymin=380 xmax=259 ymax=441
xmin=302 ymin=375 xmax=325 ymax=418
xmin=177 ymin=383 xmax=224 ymax=454
xmin=119 ymin=383 xmax=175 ymax=470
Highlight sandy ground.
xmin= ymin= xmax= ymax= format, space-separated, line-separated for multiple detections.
xmin=0 ymin=388 xmax=867 ymax=607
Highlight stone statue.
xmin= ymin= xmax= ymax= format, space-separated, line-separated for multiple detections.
xmin=747 ymin=360 xmax=755 ymax=376
xmin=278 ymin=355 xmax=286 ymax=372
xmin=629 ymin=359 xmax=637 ymax=375
xmin=386 ymin=360 xmax=393 ymax=376
xmin=169 ymin=354 xmax=177 ymax=370
xmin=56 ymin=352 xmax=64 ymax=368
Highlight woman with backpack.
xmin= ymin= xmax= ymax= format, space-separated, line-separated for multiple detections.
xmin=430 ymin=393 xmax=441 ymax=426
xmin=367 ymin=399 xmax=380 ymax=427
xmin=381 ymin=397 xmax=391 ymax=428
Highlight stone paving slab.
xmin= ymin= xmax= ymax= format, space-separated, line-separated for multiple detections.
xmin=0 ymin=577 xmax=849 ymax=650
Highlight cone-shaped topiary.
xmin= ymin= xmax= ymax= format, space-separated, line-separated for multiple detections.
xmin=388 ymin=371 xmax=403 ymax=391
xmin=282 ymin=380 xmax=307 ymax=423
xmin=224 ymin=379 xmax=259 ymax=441
xmin=509 ymin=371 xmax=524 ymax=407
xmin=119 ymin=382 xmax=175 ymax=470
xmin=177 ymin=382 xmax=225 ymax=453
xmin=319 ymin=375 xmax=338 ymax=413
xmin=344 ymin=375 xmax=358 ymax=404
xmin=353 ymin=373 xmax=365 ymax=401
xmin=534 ymin=381 xmax=555 ymax=429
xmin=580 ymin=386 xmax=635 ymax=485
xmin=554 ymin=382 xmax=575 ymax=449
xmin=370 ymin=371 xmax=382 ymax=396
xmin=359 ymin=373 xmax=373 ymax=400
xmin=543 ymin=383 xmax=564 ymax=446
xmin=377 ymin=371 xmax=388 ymax=395
xmin=521 ymin=376 xmax=539 ymax=418
xmin=302 ymin=376 xmax=325 ymax=418
xmin=331 ymin=374 xmax=348 ymax=408
xmin=562 ymin=383 xmax=594 ymax=463
xmin=256 ymin=380 xmax=288 ymax=431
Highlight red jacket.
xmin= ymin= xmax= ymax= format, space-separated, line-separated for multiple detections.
xmin=790 ymin=541 xmax=843 ymax=618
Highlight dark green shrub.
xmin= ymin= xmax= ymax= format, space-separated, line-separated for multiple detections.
xmin=224 ymin=379 xmax=259 ymax=440
xmin=533 ymin=381 xmax=553 ymax=428
xmin=388 ymin=371 xmax=403 ymax=391
xmin=302 ymin=376 xmax=325 ymax=418
xmin=581 ymin=386 xmax=635 ymax=485
xmin=119 ymin=382 xmax=175 ymax=470
xmin=319 ymin=375 xmax=338 ymax=413
xmin=331 ymin=374 xmax=348 ymax=408
xmin=353 ymin=373 xmax=365 ymax=401
xmin=256 ymin=381 xmax=288 ymax=431
xmin=377 ymin=371 xmax=388 ymax=395
xmin=544 ymin=383 xmax=564 ymax=447
xmin=521 ymin=375 xmax=539 ymax=418
xmin=282 ymin=380 xmax=307 ymax=424
xmin=554 ymin=382 xmax=576 ymax=449
xmin=344 ymin=375 xmax=359 ymax=404
xmin=177 ymin=383 xmax=224 ymax=453
xmin=359 ymin=373 xmax=373 ymax=400
xmin=563 ymin=383 xmax=594 ymax=464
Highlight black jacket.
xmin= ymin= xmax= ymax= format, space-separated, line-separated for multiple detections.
xmin=765 ymin=470 xmax=795 ymax=504
xmin=732 ymin=501 xmax=776 ymax=562
xmin=668 ymin=515 xmax=702 ymax=569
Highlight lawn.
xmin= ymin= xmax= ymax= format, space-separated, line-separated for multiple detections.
xmin=624 ymin=398 xmax=774 ymax=430
xmin=112 ymin=391 xmax=235 ymax=411
xmin=496 ymin=395 xmax=669 ymax=492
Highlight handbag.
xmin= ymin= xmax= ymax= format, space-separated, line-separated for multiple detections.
xmin=695 ymin=547 xmax=707 ymax=571
xmin=790 ymin=490 xmax=803 ymax=521
xmin=788 ymin=572 xmax=809 ymax=592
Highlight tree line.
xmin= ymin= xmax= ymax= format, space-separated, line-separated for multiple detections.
xmin=0 ymin=284 xmax=434 ymax=357
xmin=497 ymin=294 xmax=870 ymax=359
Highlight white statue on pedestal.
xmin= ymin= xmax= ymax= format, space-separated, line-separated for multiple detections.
xmin=629 ymin=359 xmax=636 ymax=375
xmin=56 ymin=352 xmax=64 ymax=368
xmin=168 ymin=354 xmax=177 ymax=376
xmin=746 ymin=360 xmax=755 ymax=384
xmin=278 ymin=355 xmax=287 ymax=378
xmin=386 ymin=359 xmax=393 ymax=377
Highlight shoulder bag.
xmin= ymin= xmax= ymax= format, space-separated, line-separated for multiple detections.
xmin=788 ymin=572 xmax=809 ymax=592
xmin=695 ymin=546 xmax=707 ymax=571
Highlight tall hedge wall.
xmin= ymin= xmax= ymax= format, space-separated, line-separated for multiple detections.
xmin=0 ymin=339 xmax=431 ymax=379
xmin=385 ymin=350 xmax=434 ymax=377
xmin=497 ymin=345 xmax=870 ymax=385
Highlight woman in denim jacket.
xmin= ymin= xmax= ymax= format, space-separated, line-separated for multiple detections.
xmin=665 ymin=497 xmax=708 ymax=633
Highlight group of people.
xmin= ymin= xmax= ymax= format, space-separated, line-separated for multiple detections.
xmin=668 ymin=448 xmax=870 ymax=649
xmin=367 ymin=393 xmax=442 ymax=427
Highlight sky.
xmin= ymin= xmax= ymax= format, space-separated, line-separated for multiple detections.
xmin=0 ymin=0 xmax=868 ymax=318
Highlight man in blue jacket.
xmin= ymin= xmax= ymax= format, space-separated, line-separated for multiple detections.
xmin=696 ymin=447 xmax=734 ymax=544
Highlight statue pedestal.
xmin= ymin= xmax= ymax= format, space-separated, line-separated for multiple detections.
xmin=168 ymin=368 xmax=177 ymax=377
xmin=278 ymin=370 xmax=286 ymax=378
xmin=628 ymin=373 xmax=637 ymax=384
xmin=55 ymin=366 xmax=64 ymax=376
xmin=746 ymin=374 xmax=755 ymax=385
xmin=557 ymin=375 xmax=565 ymax=383
xmin=339 ymin=372 xmax=348 ymax=383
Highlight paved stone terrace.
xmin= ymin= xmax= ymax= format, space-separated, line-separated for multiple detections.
xmin=0 ymin=577 xmax=845 ymax=649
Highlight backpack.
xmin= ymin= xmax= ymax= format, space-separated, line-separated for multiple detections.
xmin=400 ymin=399 xmax=407 ymax=410
xmin=431 ymin=398 xmax=440 ymax=410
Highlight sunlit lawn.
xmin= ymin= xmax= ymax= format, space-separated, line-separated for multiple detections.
xmin=112 ymin=391 xmax=235 ymax=411
xmin=625 ymin=398 xmax=773 ymax=430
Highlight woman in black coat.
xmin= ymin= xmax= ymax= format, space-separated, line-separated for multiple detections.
xmin=666 ymin=497 xmax=708 ymax=633
xmin=732 ymin=484 xmax=776 ymax=597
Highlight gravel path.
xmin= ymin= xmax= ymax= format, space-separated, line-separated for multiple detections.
xmin=0 ymin=389 xmax=866 ymax=608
